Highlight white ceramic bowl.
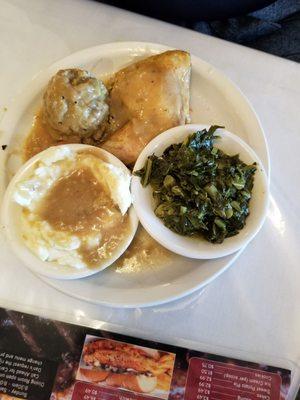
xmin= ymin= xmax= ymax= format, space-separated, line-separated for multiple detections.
xmin=1 ymin=144 xmax=139 ymax=280
xmin=131 ymin=124 xmax=269 ymax=259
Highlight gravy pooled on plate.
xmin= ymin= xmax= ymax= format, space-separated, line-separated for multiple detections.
xmin=24 ymin=111 xmax=82 ymax=161
xmin=114 ymin=226 xmax=174 ymax=273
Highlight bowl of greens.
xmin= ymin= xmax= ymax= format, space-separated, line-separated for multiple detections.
xmin=131 ymin=124 xmax=269 ymax=259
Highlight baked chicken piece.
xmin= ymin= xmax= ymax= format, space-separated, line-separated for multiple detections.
xmin=101 ymin=50 xmax=191 ymax=165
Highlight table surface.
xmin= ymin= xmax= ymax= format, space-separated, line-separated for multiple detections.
xmin=1 ymin=0 xmax=300 ymax=397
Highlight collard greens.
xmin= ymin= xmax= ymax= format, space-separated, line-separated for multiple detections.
xmin=135 ymin=126 xmax=257 ymax=243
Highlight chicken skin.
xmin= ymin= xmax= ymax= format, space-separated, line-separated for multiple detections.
xmin=101 ymin=50 xmax=191 ymax=165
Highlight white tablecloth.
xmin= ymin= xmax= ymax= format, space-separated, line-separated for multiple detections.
xmin=1 ymin=0 xmax=300 ymax=397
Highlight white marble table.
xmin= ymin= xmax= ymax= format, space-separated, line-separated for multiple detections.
xmin=1 ymin=0 xmax=300 ymax=397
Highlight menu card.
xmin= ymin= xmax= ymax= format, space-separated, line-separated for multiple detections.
xmin=0 ymin=308 xmax=291 ymax=400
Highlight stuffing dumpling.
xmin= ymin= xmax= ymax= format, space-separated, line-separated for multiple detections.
xmin=43 ymin=68 xmax=108 ymax=137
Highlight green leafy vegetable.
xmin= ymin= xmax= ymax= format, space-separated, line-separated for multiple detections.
xmin=135 ymin=126 xmax=257 ymax=243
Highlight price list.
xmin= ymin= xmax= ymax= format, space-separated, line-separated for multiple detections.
xmin=184 ymin=358 xmax=282 ymax=400
xmin=71 ymin=381 xmax=159 ymax=400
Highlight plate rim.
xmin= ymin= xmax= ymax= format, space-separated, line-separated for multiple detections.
xmin=0 ymin=41 xmax=270 ymax=307
xmin=41 ymin=248 xmax=243 ymax=308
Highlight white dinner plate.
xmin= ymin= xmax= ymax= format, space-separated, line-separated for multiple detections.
xmin=0 ymin=42 xmax=269 ymax=307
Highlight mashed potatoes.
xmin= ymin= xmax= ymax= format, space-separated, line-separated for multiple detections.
xmin=13 ymin=147 xmax=132 ymax=269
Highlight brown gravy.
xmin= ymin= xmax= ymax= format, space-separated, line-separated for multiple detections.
xmin=37 ymin=167 xmax=118 ymax=234
xmin=114 ymin=226 xmax=174 ymax=273
xmin=23 ymin=111 xmax=77 ymax=161
xmin=23 ymin=110 xmax=103 ymax=161
xmin=37 ymin=166 xmax=129 ymax=268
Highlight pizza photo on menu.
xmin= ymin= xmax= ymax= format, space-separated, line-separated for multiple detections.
xmin=76 ymin=336 xmax=176 ymax=399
